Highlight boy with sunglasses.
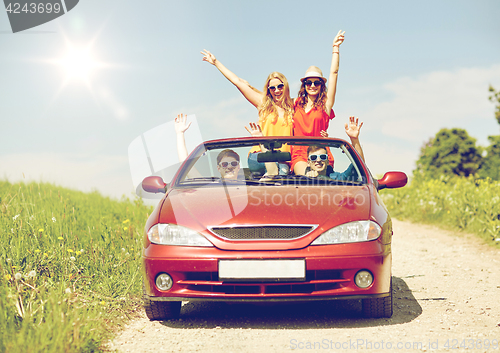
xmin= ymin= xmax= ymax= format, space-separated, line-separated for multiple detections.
xmin=216 ymin=149 xmax=241 ymax=180
xmin=305 ymin=146 xmax=356 ymax=180
xmin=305 ymin=116 xmax=365 ymax=180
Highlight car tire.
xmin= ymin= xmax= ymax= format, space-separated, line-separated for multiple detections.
xmin=143 ymin=288 xmax=181 ymax=320
xmin=361 ymin=279 xmax=393 ymax=318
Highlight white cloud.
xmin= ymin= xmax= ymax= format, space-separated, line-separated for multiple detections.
xmin=370 ymin=64 xmax=500 ymax=144
xmin=342 ymin=64 xmax=500 ymax=177
xmin=0 ymin=153 xmax=135 ymax=200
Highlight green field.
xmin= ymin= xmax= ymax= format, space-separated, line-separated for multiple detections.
xmin=380 ymin=174 xmax=500 ymax=248
xmin=0 ymin=180 xmax=152 ymax=352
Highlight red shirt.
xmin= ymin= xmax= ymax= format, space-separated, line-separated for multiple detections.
xmin=291 ymin=102 xmax=335 ymax=171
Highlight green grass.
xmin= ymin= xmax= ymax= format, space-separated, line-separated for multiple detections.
xmin=380 ymin=174 xmax=500 ymax=248
xmin=0 ymin=180 xmax=153 ymax=352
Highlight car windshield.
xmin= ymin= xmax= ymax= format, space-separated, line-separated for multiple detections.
xmin=175 ymin=139 xmax=367 ymax=187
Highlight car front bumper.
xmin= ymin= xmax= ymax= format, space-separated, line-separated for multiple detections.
xmin=142 ymin=241 xmax=391 ymax=302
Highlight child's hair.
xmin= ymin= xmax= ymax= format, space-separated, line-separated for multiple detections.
xmin=216 ymin=149 xmax=240 ymax=165
xmin=306 ymin=145 xmax=327 ymax=156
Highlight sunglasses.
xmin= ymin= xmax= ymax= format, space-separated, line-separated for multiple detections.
xmin=308 ymin=154 xmax=328 ymax=162
xmin=304 ymin=80 xmax=323 ymax=87
xmin=268 ymin=84 xmax=284 ymax=91
xmin=219 ymin=161 xmax=239 ymax=168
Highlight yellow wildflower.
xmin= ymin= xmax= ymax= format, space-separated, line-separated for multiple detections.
xmin=58 ymin=237 xmax=64 ymax=240
xmin=122 ymin=219 xmax=130 ymax=224
xmin=67 ymin=249 xmax=73 ymax=253
xmin=38 ymin=228 xmax=44 ymax=232
xmin=4 ymin=274 xmax=11 ymax=281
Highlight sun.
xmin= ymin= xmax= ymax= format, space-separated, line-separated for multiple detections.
xmin=57 ymin=45 xmax=99 ymax=83
xmin=60 ymin=46 xmax=97 ymax=80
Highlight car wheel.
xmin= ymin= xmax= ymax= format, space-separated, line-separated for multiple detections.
xmin=143 ymin=287 xmax=181 ymax=320
xmin=362 ymin=279 xmax=393 ymax=318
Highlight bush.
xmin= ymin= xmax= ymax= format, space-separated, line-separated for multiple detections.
xmin=380 ymin=174 xmax=500 ymax=247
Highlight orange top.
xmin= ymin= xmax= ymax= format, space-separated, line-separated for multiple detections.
xmin=249 ymin=112 xmax=293 ymax=154
xmin=292 ymin=104 xmax=334 ymax=137
xmin=290 ymin=103 xmax=335 ymax=171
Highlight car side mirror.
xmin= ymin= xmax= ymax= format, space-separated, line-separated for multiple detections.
xmin=142 ymin=176 xmax=167 ymax=194
xmin=377 ymin=172 xmax=407 ymax=190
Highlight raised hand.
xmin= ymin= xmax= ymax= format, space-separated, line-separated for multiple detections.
xmin=320 ymin=130 xmax=329 ymax=138
xmin=305 ymin=169 xmax=319 ymax=178
xmin=345 ymin=116 xmax=363 ymax=140
xmin=174 ymin=114 xmax=191 ymax=134
xmin=333 ymin=30 xmax=345 ymax=49
xmin=201 ymin=49 xmax=217 ymax=65
xmin=245 ymin=122 xmax=263 ymax=137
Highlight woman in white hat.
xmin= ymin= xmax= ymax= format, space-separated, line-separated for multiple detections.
xmin=291 ymin=30 xmax=345 ymax=175
xmin=200 ymin=50 xmax=294 ymax=175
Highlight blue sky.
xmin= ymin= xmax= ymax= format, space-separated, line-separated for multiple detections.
xmin=1 ymin=0 xmax=499 ymax=199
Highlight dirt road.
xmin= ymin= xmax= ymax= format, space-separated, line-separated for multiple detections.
xmin=108 ymin=219 xmax=500 ymax=352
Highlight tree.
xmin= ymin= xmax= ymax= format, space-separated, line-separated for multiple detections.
xmin=415 ymin=128 xmax=482 ymax=178
xmin=489 ymin=85 xmax=500 ymax=125
xmin=478 ymin=135 xmax=500 ymax=180
xmin=478 ymin=86 xmax=500 ymax=180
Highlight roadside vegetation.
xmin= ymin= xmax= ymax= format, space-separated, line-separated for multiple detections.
xmin=380 ymin=174 xmax=500 ymax=248
xmin=0 ymin=180 xmax=152 ymax=352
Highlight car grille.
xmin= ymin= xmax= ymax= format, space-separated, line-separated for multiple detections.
xmin=208 ymin=225 xmax=316 ymax=240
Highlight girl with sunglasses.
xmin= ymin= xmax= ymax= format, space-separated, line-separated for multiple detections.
xmin=291 ymin=30 xmax=345 ymax=176
xmin=201 ymin=50 xmax=293 ymax=176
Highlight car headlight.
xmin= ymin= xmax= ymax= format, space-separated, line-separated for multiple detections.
xmin=147 ymin=224 xmax=213 ymax=247
xmin=311 ymin=221 xmax=381 ymax=245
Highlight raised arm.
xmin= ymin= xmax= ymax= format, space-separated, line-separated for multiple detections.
xmin=175 ymin=114 xmax=191 ymax=163
xmin=325 ymin=30 xmax=345 ymax=114
xmin=201 ymin=49 xmax=264 ymax=108
xmin=345 ymin=116 xmax=365 ymax=163
xmin=244 ymin=122 xmax=279 ymax=176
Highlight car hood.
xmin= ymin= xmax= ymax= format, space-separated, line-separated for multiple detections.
xmin=160 ymin=184 xmax=372 ymax=250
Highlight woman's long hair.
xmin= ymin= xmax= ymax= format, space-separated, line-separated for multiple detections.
xmin=296 ymin=78 xmax=327 ymax=111
xmin=258 ymin=72 xmax=294 ymax=126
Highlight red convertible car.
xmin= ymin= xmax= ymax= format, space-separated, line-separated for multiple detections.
xmin=141 ymin=136 xmax=407 ymax=320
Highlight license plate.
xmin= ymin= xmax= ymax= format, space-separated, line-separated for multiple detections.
xmin=219 ymin=259 xmax=305 ymax=281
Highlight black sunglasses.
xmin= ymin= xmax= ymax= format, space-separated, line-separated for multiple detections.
xmin=219 ymin=161 xmax=239 ymax=168
xmin=268 ymin=84 xmax=284 ymax=91
xmin=304 ymin=80 xmax=323 ymax=87
xmin=308 ymin=154 xmax=328 ymax=162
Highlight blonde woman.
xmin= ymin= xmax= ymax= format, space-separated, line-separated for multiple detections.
xmin=201 ymin=50 xmax=293 ymax=175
